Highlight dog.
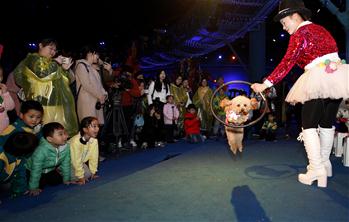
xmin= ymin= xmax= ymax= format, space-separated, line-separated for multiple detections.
xmin=220 ymin=95 xmax=258 ymax=155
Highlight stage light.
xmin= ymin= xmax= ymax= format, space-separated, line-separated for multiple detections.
xmin=99 ymin=41 xmax=105 ymax=46
xmin=272 ymin=39 xmax=276 ymax=42
xmin=231 ymin=56 xmax=236 ymax=60
xmin=218 ymin=55 xmax=222 ymax=59
xmin=270 ymin=58 xmax=273 ymax=62
xmin=191 ymin=36 xmax=202 ymax=41
xmin=28 ymin=43 xmax=37 ymax=49
xmin=153 ymin=28 xmax=167 ymax=34
xmin=280 ymin=33 xmax=285 ymax=38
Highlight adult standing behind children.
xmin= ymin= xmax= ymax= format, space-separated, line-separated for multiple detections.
xmin=193 ymin=78 xmax=213 ymax=138
xmin=0 ymin=49 xmax=15 ymax=132
xmin=74 ymin=45 xmax=109 ymax=124
xmin=0 ymin=83 xmax=15 ymax=133
xmin=251 ymin=0 xmax=349 ymax=188
xmin=147 ymin=70 xmax=170 ymax=110
xmin=13 ymin=38 xmax=78 ymax=137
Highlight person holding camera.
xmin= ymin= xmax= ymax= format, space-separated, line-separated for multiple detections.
xmin=74 ymin=45 xmax=108 ymax=125
xmin=13 ymin=38 xmax=78 ymax=137
xmin=118 ymin=67 xmax=141 ymax=148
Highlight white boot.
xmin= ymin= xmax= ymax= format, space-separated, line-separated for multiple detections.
xmin=306 ymin=126 xmax=335 ymax=177
xmin=319 ymin=126 xmax=335 ymax=177
xmin=298 ymin=128 xmax=327 ymax=187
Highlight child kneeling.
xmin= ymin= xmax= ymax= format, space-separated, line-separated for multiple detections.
xmin=26 ymin=122 xmax=72 ymax=196
xmin=69 ymin=116 xmax=100 ymax=185
xmin=184 ymin=104 xmax=205 ymax=143
xmin=260 ymin=113 xmax=278 ymax=141
xmin=1 ymin=132 xmax=38 ymax=198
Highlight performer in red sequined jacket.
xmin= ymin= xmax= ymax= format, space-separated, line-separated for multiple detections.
xmin=251 ymin=0 xmax=349 ymax=188
xmin=264 ymin=23 xmax=338 ymax=86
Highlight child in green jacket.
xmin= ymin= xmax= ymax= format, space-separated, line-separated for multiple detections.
xmin=0 ymin=132 xmax=38 ymax=198
xmin=26 ymin=122 xmax=72 ymax=196
xmin=0 ymin=100 xmax=43 ymax=146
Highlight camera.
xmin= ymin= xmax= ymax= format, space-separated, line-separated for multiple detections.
xmin=96 ymin=100 xmax=111 ymax=110
xmin=61 ymin=56 xmax=71 ymax=64
xmin=114 ymin=72 xmax=132 ymax=91
xmin=95 ymin=101 xmax=103 ymax=110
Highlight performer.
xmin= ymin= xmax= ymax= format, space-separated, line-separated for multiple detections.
xmin=13 ymin=38 xmax=78 ymax=137
xmin=251 ymin=0 xmax=348 ymax=187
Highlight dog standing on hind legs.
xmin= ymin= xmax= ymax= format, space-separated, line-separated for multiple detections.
xmin=220 ymin=95 xmax=258 ymax=155
xmin=225 ymin=127 xmax=244 ymax=155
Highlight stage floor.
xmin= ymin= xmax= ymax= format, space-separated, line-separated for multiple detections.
xmin=1 ymin=138 xmax=348 ymax=221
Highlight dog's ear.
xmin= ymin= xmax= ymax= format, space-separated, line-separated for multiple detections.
xmin=220 ymin=98 xmax=232 ymax=108
xmin=250 ymin=98 xmax=259 ymax=110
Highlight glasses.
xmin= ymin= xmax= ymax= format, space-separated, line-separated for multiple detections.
xmin=89 ymin=124 xmax=99 ymax=129
xmin=47 ymin=46 xmax=57 ymax=52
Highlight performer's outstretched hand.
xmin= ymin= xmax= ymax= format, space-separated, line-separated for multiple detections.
xmin=251 ymin=83 xmax=268 ymax=93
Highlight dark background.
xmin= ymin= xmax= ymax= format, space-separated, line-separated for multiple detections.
xmin=0 ymin=0 xmax=346 ymax=70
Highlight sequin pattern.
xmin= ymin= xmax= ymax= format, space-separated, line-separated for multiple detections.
xmin=267 ymin=23 xmax=338 ymax=85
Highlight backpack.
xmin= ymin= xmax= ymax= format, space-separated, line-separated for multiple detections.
xmin=134 ymin=114 xmax=144 ymax=127
xmin=134 ymin=114 xmax=144 ymax=133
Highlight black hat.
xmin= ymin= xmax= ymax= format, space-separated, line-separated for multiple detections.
xmin=273 ymin=0 xmax=312 ymax=22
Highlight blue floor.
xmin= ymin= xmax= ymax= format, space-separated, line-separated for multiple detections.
xmin=1 ymin=137 xmax=348 ymax=222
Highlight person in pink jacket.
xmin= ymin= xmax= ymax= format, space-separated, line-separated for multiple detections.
xmin=163 ymin=95 xmax=179 ymax=143
xmin=5 ymin=72 xmax=21 ymax=116
xmin=0 ymin=69 xmax=15 ymax=133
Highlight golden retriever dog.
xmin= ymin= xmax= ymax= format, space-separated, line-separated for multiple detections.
xmin=220 ymin=95 xmax=258 ymax=155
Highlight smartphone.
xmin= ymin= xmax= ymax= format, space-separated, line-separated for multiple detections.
xmin=104 ymin=57 xmax=111 ymax=64
xmin=62 ymin=57 xmax=70 ymax=64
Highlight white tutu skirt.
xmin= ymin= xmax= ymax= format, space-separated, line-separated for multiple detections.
xmin=285 ymin=62 xmax=349 ymax=105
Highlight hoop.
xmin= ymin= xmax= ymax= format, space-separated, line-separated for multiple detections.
xmin=210 ymin=80 xmax=268 ymax=128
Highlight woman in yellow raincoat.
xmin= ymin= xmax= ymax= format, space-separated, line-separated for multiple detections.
xmin=170 ymin=75 xmax=192 ymax=138
xmin=193 ymin=78 xmax=213 ymax=137
xmin=14 ymin=38 xmax=78 ymax=137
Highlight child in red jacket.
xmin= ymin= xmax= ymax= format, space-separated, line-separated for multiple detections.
xmin=184 ymin=104 xmax=205 ymax=143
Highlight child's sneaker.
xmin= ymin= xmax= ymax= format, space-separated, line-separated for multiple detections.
xmin=141 ymin=142 xmax=148 ymax=149
xmin=156 ymin=141 xmax=165 ymax=147
xmin=130 ymin=140 xmax=137 ymax=147
xmin=99 ymin=155 xmax=106 ymax=162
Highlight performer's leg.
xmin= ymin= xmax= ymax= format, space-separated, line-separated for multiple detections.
xmin=318 ymin=98 xmax=341 ymax=177
xmin=298 ymin=99 xmax=327 ymax=187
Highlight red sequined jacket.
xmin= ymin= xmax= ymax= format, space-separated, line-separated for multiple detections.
xmin=266 ymin=23 xmax=338 ymax=86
